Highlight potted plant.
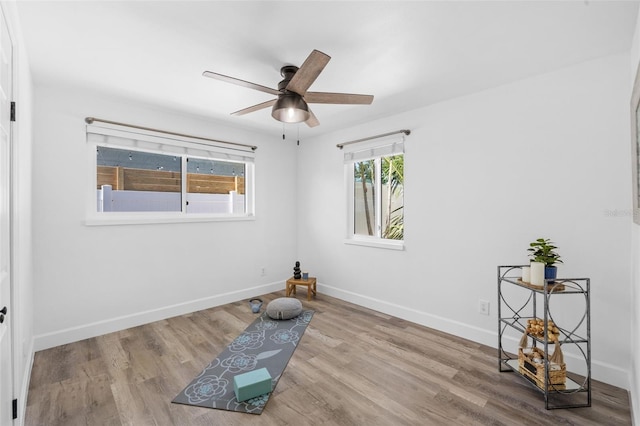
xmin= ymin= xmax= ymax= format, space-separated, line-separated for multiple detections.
xmin=528 ymin=238 xmax=563 ymax=281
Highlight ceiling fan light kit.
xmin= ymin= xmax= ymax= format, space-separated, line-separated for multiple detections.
xmin=203 ymin=49 xmax=374 ymax=128
xmin=271 ymin=93 xmax=310 ymax=123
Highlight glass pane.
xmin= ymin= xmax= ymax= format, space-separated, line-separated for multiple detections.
xmin=96 ymin=146 xmax=181 ymax=212
xmin=353 ymin=160 xmax=376 ymax=236
xmin=381 ymin=155 xmax=404 ymax=240
xmin=186 ymin=158 xmax=246 ymax=214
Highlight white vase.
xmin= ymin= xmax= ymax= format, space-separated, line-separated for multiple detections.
xmin=521 ymin=266 xmax=531 ymax=283
xmin=530 ymin=262 xmax=545 ymax=286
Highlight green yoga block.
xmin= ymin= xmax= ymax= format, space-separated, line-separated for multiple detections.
xmin=233 ymin=368 xmax=272 ymax=402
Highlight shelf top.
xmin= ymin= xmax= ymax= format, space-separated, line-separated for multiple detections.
xmin=499 ymin=275 xmax=588 ymax=294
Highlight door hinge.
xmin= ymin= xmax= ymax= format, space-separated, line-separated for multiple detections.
xmin=12 ymin=398 xmax=17 ymax=419
xmin=10 ymin=102 xmax=15 ymax=122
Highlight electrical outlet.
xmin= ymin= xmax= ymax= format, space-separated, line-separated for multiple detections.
xmin=478 ymin=300 xmax=490 ymax=316
xmin=261 ymin=267 xmax=266 ymax=277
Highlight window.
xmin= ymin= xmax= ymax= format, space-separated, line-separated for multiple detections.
xmin=87 ymin=121 xmax=255 ymax=224
xmin=344 ymin=135 xmax=404 ymax=249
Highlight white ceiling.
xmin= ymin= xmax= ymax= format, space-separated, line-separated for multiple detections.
xmin=15 ymin=0 xmax=639 ymax=138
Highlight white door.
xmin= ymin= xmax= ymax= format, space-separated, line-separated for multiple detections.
xmin=0 ymin=4 xmax=13 ymax=425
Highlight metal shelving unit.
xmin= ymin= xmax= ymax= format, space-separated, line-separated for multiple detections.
xmin=497 ymin=265 xmax=591 ymax=409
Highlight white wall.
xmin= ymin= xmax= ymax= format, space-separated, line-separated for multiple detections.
xmin=2 ymin=1 xmax=35 ymax=423
xmin=31 ymin=84 xmax=298 ymax=349
xmin=629 ymin=6 xmax=640 ymax=425
xmin=298 ymin=53 xmax=632 ymax=390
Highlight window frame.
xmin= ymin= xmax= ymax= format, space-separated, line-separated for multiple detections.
xmin=85 ymin=122 xmax=255 ymax=226
xmin=343 ymin=136 xmax=404 ymax=251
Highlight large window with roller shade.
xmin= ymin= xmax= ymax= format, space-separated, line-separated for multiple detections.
xmin=86 ymin=121 xmax=255 ymax=225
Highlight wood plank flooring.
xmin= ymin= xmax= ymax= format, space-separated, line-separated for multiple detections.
xmin=25 ymin=291 xmax=631 ymax=425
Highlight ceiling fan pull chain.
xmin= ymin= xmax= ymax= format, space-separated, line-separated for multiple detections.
xmin=297 ymin=124 xmax=300 ymax=146
xmin=282 ymin=123 xmax=285 ymax=140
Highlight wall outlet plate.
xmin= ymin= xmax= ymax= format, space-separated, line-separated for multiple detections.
xmin=478 ymin=300 xmax=490 ymax=315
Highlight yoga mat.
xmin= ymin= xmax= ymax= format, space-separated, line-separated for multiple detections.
xmin=172 ymin=309 xmax=314 ymax=414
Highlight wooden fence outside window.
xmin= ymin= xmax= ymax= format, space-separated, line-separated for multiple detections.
xmin=97 ymin=166 xmax=245 ymax=194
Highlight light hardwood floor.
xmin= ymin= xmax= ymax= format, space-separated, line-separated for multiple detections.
xmin=25 ymin=291 xmax=631 ymax=425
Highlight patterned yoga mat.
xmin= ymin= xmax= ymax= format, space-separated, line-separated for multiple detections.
xmin=172 ymin=309 xmax=314 ymax=414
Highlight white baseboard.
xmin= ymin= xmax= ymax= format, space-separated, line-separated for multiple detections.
xmin=631 ymin=362 xmax=639 ymax=426
xmin=33 ymin=281 xmax=284 ymax=351
xmin=319 ymin=282 xmax=496 ymax=344
xmin=31 ymin=279 xmax=631 ymax=391
xmin=17 ymin=338 xmax=34 ymax=426
xmin=591 ymin=358 xmax=632 ymax=391
xmin=319 ymin=282 xmax=631 ymax=390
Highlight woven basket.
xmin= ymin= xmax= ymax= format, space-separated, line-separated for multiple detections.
xmin=518 ymin=347 xmax=566 ymax=391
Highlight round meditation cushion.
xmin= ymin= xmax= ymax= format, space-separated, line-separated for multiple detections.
xmin=266 ymin=297 xmax=302 ymax=320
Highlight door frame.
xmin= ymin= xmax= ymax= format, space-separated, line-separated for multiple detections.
xmin=1 ymin=2 xmax=16 ymax=424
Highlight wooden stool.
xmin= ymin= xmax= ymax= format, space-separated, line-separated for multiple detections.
xmin=286 ymin=276 xmax=317 ymax=301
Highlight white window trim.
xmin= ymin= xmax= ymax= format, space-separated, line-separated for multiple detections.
xmin=85 ymin=121 xmax=255 ymax=225
xmin=344 ymin=235 xmax=405 ymax=250
xmin=84 ymin=214 xmax=255 ymax=227
xmin=343 ymin=134 xmax=405 ymax=250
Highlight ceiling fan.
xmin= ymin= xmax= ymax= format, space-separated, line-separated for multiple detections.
xmin=203 ymin=49 xmax=374 ymax=128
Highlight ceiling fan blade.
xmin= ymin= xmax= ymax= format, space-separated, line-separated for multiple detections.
xmin=305 ymin=108 xmax=320 ymax=128
xmin=231 ymin=99 xmax=277 ymax=116
xmin=286 ymin=50 xmax=331 ymax=96
xmin=305 ymin=92 xmax=374 ymax=105
xmin=203 ymin=71 xmax=280 ymax=96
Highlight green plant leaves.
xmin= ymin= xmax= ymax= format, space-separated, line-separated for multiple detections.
xmin=527 ymin=238 xmax=562 ymax=266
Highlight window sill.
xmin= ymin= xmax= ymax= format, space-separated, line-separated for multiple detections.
xmin=344 ymin=237 xmax=404 ymax=251
xmin=84 ymin=214 xmax=256 ymax=226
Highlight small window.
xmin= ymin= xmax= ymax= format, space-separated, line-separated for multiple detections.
xmin=87 ymin=121 xmax=255 ymax=224
xmin=344 ymin=136 xmax=404 ymax=249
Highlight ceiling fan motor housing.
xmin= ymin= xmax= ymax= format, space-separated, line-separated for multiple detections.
xmin=277 ymin=65 xmax=299 ymax=91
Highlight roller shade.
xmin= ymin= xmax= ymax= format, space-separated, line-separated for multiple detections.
xmin=343 ymin=134 xmax=404 ymax=163
xmin=87 ymin=122 xmax=255 ymax=163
